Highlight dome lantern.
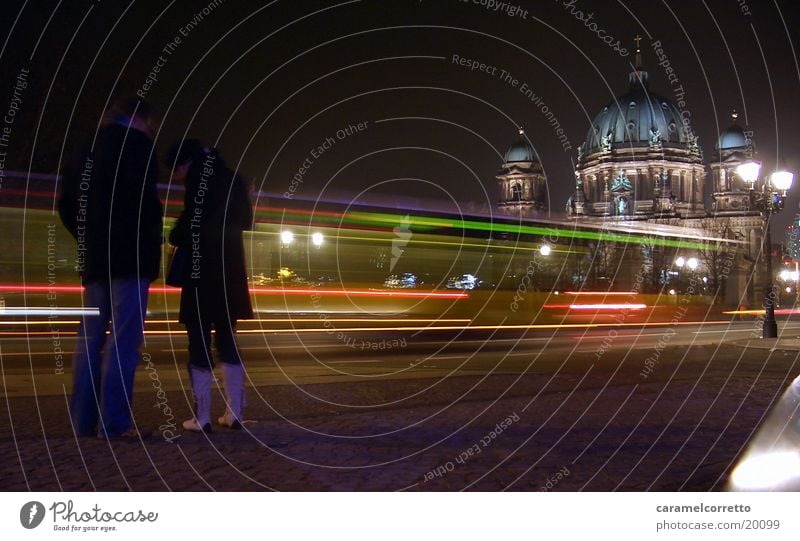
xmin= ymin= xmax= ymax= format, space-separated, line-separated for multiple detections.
xmin=717 ymin=109 xmax=749 ymax=151
xmin=503 ymin=127 xmax=539 ymax=163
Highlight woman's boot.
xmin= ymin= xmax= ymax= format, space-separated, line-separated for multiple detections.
xmin=218 ymin=363 xmax=245 ymax=429
xmin=183 ymin=367 xmax=213 ymax=433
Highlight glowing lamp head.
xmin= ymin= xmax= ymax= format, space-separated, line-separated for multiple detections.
xmin=539 ymin=244 xmax=552 ymax=256
xmin=687 ymin=257 xmax=699 ymax=270
xmin=736 ymin=161 xmax=761 ymax=184
xmin=675 ymin=256 xmax=685 ymax=268
xmin=780 ymin=270 xmax=791 ymax=281
xmin=280 ymin=230 xmax=294 ymax=245
xmin=311 ymin=232 xmax=324 ymax=247
xmin=730 ymin=450 xmax=800 ymax=491
xmin=771 ymin=170 xmax=794 ymax=193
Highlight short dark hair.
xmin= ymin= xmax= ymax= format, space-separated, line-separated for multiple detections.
xmin=165 ymin=138 xmax=206 ymax=168
xmin=107 ymin=96 xmax=156 ymax=123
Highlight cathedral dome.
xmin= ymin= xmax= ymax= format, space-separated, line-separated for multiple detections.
xmin=504 ymin=128 xmax=539 ymax=163
xmin=583 ymin=71 xmax=692 ymax=154
xmin=717 ymin=111 xmax=748 ymax=150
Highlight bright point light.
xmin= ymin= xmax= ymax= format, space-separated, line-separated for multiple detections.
xmin=280 ymin=230 xmax=294 ymax=245
xmin=669 ymin=289 xmax=676 ymax=295
xmin=730 ymin=450 xmax=800 ymax=491
xmin=675 ymin=257 xmax=685 ymax=267
xmin=787 ymin=287 xmax=793 ymax=293
xmin=568 ymin=303 xmax=647 ymax=310
xmin=687 ymin=257 xmax=699 ymax=270
xmin=311 ymin=232 xmax=324 ymax=246
xmin=539 ymin=244 xmax=552 ymax=256
xmin=771 ymin=170 xmax=794 ymax=192
xmin=736 ymin=161 xmax=761 ymax=184
xmin=779 ymin=270 xmax=798 ymax=281
xmin=702 ymin=276 xmax=708 ymax=283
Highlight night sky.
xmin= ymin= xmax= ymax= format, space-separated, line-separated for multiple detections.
xmin=1 ymin=0 xmax=799 ymax=227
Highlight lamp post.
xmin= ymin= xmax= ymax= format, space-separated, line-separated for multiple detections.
xmin=736 ymin=161 xmax=794 ymax=338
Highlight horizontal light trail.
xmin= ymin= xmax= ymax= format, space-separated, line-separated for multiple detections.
xmin=569 ymin=304 xmax=647 ymax=310
xmin=0 ymin=317 xmax=471 ymax=326
xmin=0 ymin=319 xmax=734 ymax=337
xmin=0 ymin=308 xmax=99 ymax=316
xmin=543 ymin=303 xmax=647 ymax=310
xmin=722 ymin=309 xmax=800 ymax=316
xmin=563 ymin=291 xmax=637 ymax=296
xmin=341 ymin=211 xmax=712 ymax=250
xmin=0 ymin=320 xmax=81 ymax=325
xmin=0 ymin=284 xmax=467 ymax=299
xmin=269 ymin=232 xmax=582 ymax=254
xmin=233 ymin=205 xmax=716 ymax=250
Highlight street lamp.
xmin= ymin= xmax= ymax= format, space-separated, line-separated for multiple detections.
xmin=675 ymin=256 xmax=685 ymax=267
xmin=736 ymin=161 xmax=795 ymax=338
xmin=539 ymin=244 xmax=552 ymax=256
xmin=280 ymin=230 xmax=294 ymax=245
xmin=311 ymin=232 xmax=324 ymax=247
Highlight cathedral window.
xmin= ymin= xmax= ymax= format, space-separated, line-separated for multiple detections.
xmin=626 ymin=121 xmax=636 ymax=142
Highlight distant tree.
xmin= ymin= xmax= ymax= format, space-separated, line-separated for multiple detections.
xmin=699 ymin=219 xmax=739 ymax=304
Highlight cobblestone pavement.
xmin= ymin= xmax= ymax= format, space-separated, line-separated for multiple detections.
xmin=1 ymin=343 xmax=798 ymax=491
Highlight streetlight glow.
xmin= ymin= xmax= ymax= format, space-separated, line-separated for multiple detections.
xmin=736 ymin=161 xmax=761 ymax=184
xmin=311 ymin=232 xmax=324 ymax=247
xmin=687 ymin=257 xmax=699 ymax=270
xmin=741 ymin=161 xmax=795 ymax=339
xmin=280 ymin=230 xmax=294 ymax=245
xmin=771 ymin=170 xmax=794 ymax=193
xmin=675 ymin=256 xmax=685 ymax=267
xmin=539 ymin=244 xmax=552 ymax=256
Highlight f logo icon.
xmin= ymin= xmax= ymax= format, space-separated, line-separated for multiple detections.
xmin=20 ymin=501 xmax=45 ymax=529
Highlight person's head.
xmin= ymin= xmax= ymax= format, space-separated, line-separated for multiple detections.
xmin=106 ymin=96 xmax=158 ymax=137
xmin=165 ymin=139 xmax=208 ymax=184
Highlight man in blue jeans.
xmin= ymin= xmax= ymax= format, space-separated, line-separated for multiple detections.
xmin=59 ymin=97 xmax=162 ymax=439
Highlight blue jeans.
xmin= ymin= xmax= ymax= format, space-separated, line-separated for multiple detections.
xmin=70 ymin=279 xmax=149 ymax=437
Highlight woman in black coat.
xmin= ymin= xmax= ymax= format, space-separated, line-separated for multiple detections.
xmin=166 ymin=140 xmax=253 ymax=432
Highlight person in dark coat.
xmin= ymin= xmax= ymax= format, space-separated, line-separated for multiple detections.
xmin=166 ymin=139 xmax=253 ymax=432
xmin=59 ymin=96 xmax=162 ymax=439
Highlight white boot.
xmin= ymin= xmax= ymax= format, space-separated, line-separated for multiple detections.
xmin=218 ymin=363 xmax=245 ymax=429
xmin=183 ymin=367 xmax=213 ymax=433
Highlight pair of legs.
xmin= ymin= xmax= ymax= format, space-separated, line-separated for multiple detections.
xmin=185 ymin=316 xmax=240 ymax=370
xmin=183 ymin=315 xmax=246 ymax=432
xmin=70 ymin=278 xmax=149 ymax=437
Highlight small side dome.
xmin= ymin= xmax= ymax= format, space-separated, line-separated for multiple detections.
xmin=504 ymin=128 xmax=539 ymax=163
xmin=718 ymin=111 xmax=748 ymax=150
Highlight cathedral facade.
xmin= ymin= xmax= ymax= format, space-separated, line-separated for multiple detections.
xmin=495 ymin=128 xmax=547 ymax=218
xmin=494 ymin=42 xmax=766 ymax=304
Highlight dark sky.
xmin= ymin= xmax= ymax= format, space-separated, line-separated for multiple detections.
xmin=2 ymin=0 xmax=799 ymax=227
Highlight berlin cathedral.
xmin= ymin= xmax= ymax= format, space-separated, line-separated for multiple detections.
xmin=494 ymin=42 xmax=766 ymax=304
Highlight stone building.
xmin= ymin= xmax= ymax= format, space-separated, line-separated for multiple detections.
xmin=495 ymin=40 xmax=768 ymax=304
xmin=495 ymin=128 xmax=547 ymax=218
xmin=569 ymin=44 xmax=705 ymax=221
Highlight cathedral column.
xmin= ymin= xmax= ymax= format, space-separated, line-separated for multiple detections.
xmin=667 ymin=169 xmax=681 ymax=199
